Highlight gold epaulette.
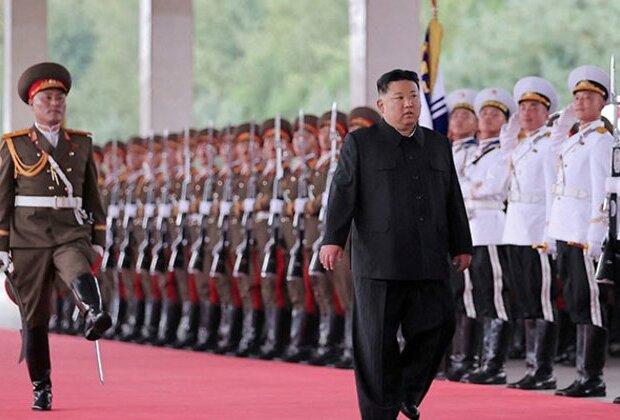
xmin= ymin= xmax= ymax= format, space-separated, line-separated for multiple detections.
xmin=595 ymin=126 xmax=609 ymax=134
xmin=2 ymin=128 xmax=30 ymax=140
xmin=65 ymin=128 xmax=92 ymax=137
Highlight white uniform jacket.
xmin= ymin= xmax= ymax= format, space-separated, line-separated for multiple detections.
xmin=502 ymin=127 xmax=554 ymax=245
xmin=461 ymin=137 xmax=510 ymax=246
xmin=547 ymin=120 xmax=612 ymax=247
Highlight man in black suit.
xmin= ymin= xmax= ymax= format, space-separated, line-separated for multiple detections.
xmin=320 ymin=69 xmax=472 ymax=420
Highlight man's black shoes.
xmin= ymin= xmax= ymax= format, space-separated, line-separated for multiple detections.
xmin=400 ymin=402 xmax=420 ymax=420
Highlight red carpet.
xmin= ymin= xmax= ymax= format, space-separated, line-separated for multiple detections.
xmin=0 ymin=329 xmax=617 ymax=419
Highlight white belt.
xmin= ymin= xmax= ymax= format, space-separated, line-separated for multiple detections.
xmin=256 ymin=211 xmax=270 ymax=222
xmin=508 ymin=191 xmax=543 ymax=204
xmin=15 ymin=195 xmax=83 ymax=209
xmin=465 ymin=199 xmax=504 ymax=211
xmin=552 ymin=184 xmax=589 ymax=199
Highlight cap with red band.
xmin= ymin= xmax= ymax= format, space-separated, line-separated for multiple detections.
xmin=17 ymin=62 xmax=72 ymax=104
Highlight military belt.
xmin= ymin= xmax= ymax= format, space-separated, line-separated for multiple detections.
xmin=14 ymin=195 xmax=83 ymax=209
xmin=464 ymin=199 xmax=505 ymax=211
xmin=508 ymin=191 xmax=543 ymax=204
xmin=552 ymin=184 xmax=589 ymax=199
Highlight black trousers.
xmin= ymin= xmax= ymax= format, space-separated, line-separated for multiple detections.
xmin=505 ymin=245 xmax=557 ymax=321
xmin=352 ymin=276 xmax=455 ymax=420
xmin=556 ymin=241 xmax=606 ymax=326
xmin=469 ymin=245 xmax=511 ymax=321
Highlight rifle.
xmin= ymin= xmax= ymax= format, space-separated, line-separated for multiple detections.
xmin=189 ymin=125 xmax=216 ymax=273
xmin=309 ymin=102 xmax=340 ymax=276
xmin=596 ymin=55 xmax=620 ymax=284
xmin=101 ymin=139 xmax=121 ymax=271
xmin=233 ymin=122 xmax=258 ymax=279
xmin=261 ymin=115 xmax=287 ymax=279
xmin=169 ymin=128 xmax=192 ymax=272
xmin=150 ymin=130 xmax=173 ymax=275
xmin=210 ymin=127 xmax=234 ymax=278
xmin=117 ymin=170 xmax=141 ymax=271
xmin=135 ymin=133 xmax=157 ymax=274
xmin=287 ymin=110 xmax=310 ymax=281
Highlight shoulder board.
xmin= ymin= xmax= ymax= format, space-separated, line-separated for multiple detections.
xmin=65 ymin=128 xmax=92 ymax=137
xmin=595 ymin=126 xmax=609 ymax=134
xmin=2 ymin=128 xmax=30 ymax=139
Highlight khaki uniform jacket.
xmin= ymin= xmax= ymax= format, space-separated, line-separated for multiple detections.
xmin=0 ymin=126 xmax=106 ymax=251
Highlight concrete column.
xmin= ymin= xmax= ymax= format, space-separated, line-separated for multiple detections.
xmin=139 ymin=0 xmax=193 ymax=135
xmin=3 ymin=0 xmax=47 ymax=132
xmin=349 ymin=0 xmax=420 ymax=107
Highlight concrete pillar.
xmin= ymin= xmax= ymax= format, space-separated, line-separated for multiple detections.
xmin=349 ymin=0 xmax=420 ymax=107
xmin=139 ymin=0 xmax=193 ymax=135
xmin=3 ymin=0 xmax=47 ymax=132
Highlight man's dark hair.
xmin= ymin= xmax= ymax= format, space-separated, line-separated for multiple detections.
xmin=376 ymin=69 xmax=419 ymax=95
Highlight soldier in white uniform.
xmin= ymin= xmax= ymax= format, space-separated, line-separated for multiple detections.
xmin=500 ymin=77 xmax=560 ymax=390
xmin=443 ymin=88 xmax=481 ymax=381
xmin=460 ymin=88 xmax=516 ymax=385
xmin=548 ymin=65 xmax=613 ymax=398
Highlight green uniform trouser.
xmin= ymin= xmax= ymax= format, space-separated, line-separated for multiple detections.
xmin=12 ymin=238 xmax=96 ymax=328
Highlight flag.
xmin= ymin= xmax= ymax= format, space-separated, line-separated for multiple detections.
xmin=419 ymin=2 xmax=448 ymax=134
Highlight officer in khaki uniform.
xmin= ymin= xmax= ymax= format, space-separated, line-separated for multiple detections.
xmin=0 ymin=62 xmax=111 ymax=411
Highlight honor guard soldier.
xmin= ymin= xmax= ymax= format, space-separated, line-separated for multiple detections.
xmin=308 ymin=109 xmax=349 ymax=366
xmin=549 ymin=65 xmax=613 ymax=398
xmin=0 ymin=62 xmax=111 ymax=410
xmin=500 ymin=77 xmax=560 ymax=390
xmin=190 ymin=127 xmax=223 ymax=351
xmin=333 ymin=106 xmax=380 ymax=370
xmin=460 ymin=88 xmax=517 ymax=385
xmin=280 ymin=112 xmax=321 ymax=363
xmin=116 ymin=136 xmax=148 ymax=342
xmin=443 ymin=88 xmax=481 ymax=382
xmin=256 ymin=117 xmax=294 ymax=360
xmin=134 ymin=134 xmax=165 ymax=344
xmin=210 ymin=125 xmax=246 ymax=354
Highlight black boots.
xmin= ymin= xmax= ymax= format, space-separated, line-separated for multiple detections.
xmin=461 ymin=318 xmax=510 ymax=385
xmin=508 ymin=319 xmax=558 ymax=390
xmin=26 ymin=327 xmax=52 ymax=411
xmin=333 ymin=309 xmax=354 ymax=369
xmin=70 ymin=274 xmax=112 ymax=341
xmin=308 ymin=313 xmax=345 ymax=366
xmin=193 ymin=302 xmax=222 ymax=351
xmin=154 ymin=300 xmax=182 ymax=346
xmin=259 ymin=308 xmax=292 ymax=360
xmin=215 ymin=305 xmax=244 ymax=354
xmin=556 ymin=324 xmax=607 ymax=397
xmin=173 ymin=302 xmax=201 ymax=348
xmin=281 ymin=309 xmax=319 ymax=363
xmin=236 ymin=309 xmax=266 ymax=357
xmin=104 ymin=294 xmax=127 ymax=339
xmin=119 ymin=298 xmax=144 ymax=342
xmin=447 ymin=315 xmax=482 ymax=382
xmin=135 ymin=299 xmax=161 ymax=344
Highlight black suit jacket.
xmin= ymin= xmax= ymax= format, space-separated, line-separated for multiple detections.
xmin=323 ymin=119 xmax=472 ymax=280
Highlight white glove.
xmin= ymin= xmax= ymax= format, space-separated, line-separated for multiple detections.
xmin=587 ymin=240 xmax=603 ymax=260
xmin=554 ymin=104 xmax=576 ymax=133
xmin=92 ymin=245 xmax=104 ymax=258
xmin=499 ymin=113 xmax=521 ymax=151
xmin=0 ymin=251 xmax=13 ymax=272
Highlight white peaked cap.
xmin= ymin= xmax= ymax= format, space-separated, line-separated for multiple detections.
xmin=513 ymin=76 xmax=559 ymax=113
xmin=474 ymin=87 xmax=517 ymax=117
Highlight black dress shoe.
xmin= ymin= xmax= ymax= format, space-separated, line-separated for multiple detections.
xmin=400 ymin=402 xmax=420 ymax=420
xmin=461 ymin=369 xmax=507 ymax=385
xmin=555 ymin=379 xmax=606 ymax=397
xmin=507 ymin=374 xmax=556 ymax=390
xmin=614 ymin=396 xmax=620 ymax=404
xmin=32 ymin=383 xmax=52 ymax=411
